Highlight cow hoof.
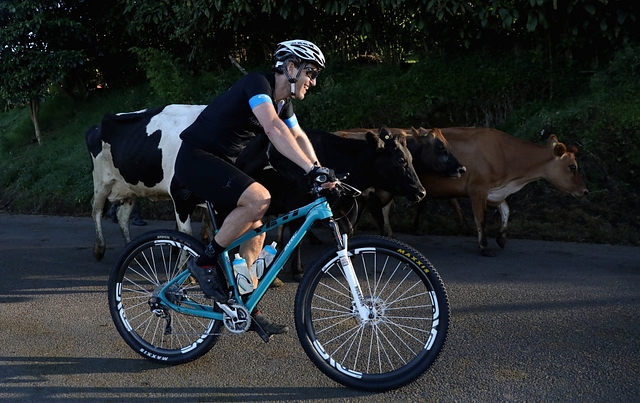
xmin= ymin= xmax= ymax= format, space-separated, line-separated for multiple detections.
xmin=481 ymin=248 xmax=497 ymax=257
xmin=496 ymin=236 xmax=507 ymax=249
xmin=292 ymin=272 xmax=304 ymax=282
xmin=270 ymin=277 xmax=284 ymax=288
xmin=93 ymin=246 xmax=105 ymax=261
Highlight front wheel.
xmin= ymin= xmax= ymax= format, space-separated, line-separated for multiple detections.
xmin=294 ymin=235 xmax=449 ymax=391
xmin=108 ymin=230 xmax=223 ymax=365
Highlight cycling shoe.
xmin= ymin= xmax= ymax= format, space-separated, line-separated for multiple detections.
xmin=251 ymin=312 xmax=289 ymax=335
xmin=187 ymin=260 xmax=228 ymax=301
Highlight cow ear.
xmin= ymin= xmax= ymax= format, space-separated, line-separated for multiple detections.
xmin=366 ymin=130 xmax=385 ymax=150
xmin=553 ymin=142 xmax=567 ymax=157
xmin=379 ymin=126 xmax=392 ymax=139
xmin=547 ymin=134 xmax=559 ymax=147
xmin=567 ymin=145 xmax=579 ymax=155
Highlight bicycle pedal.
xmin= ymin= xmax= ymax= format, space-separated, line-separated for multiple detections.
xmin=249 ymin=319 xmax=272 ymax=343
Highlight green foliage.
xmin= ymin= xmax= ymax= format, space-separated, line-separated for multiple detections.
xmin=0 ymin=48 xmax=639 ymax=246
xmin=503 ymin=45 xmax=640 ymax=194
xmin=116 ymin=0 xmax=639 ymax=70
xmin=129 ymin=47 xmax=246 ymax=105
xmin=131 ymin=47 xmax=195 ymax=104
xmin=297 ymin=51 xmax=589 ymax=130
xmin=0 ymin=0 xmax=86 ymax=107
xmin=0 ymin=107 xmax=34 ymax=151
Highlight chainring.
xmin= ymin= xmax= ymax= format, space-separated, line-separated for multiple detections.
xmin=222 ymin=303 xmax=252 ymax=334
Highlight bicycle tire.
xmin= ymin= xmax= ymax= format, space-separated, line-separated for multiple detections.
xmin=108 ymin=229 xmax=222 ymax=365
xmin=294 ymin=235 xmax=449 ymax=391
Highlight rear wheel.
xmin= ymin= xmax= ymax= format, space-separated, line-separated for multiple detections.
xmin=294 ymin=235 xmax=449 ymax=391
xmin=108 ymin=230 xmax=222 ymax=365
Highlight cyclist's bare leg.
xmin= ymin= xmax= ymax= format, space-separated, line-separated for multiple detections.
xmin=215 ymin=182 xmax=269 ymax=264
xmin=214 ymin=182 xmax=287 ymax=334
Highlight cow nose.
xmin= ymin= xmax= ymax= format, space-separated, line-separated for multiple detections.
xmin=458 ymin=166 xmax=467 ymax=175
xmin=573 ymin=188 xmax=588 ymax=197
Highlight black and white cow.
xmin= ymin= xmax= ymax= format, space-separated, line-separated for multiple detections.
xmin=86 ymin=105 xmax=206 ymax=261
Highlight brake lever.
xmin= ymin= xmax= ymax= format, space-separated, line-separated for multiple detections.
xmin=338 ymin=182 xmax=361 ymax=197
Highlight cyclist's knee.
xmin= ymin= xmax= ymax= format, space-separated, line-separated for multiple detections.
xmin=239 ymin=183 xmax=270 ymax=216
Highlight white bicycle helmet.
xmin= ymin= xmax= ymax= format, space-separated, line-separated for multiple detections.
xmin=274 ymin=39 xmax=326 ymax=70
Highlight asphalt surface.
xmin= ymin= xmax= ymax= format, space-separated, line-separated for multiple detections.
xmin=0 ymin=213 xmax=639 ymax=402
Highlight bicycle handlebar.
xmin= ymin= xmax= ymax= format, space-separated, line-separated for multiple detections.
xmin=311 ymin=172 xmax=361 ymax=199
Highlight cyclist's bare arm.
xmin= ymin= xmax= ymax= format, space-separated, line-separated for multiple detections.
xmin=251 ymin=102 xmax=316 ymax=173
xmin=289 ymin=124 xmax=320 ymax=166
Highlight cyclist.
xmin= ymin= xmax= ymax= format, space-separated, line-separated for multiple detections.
xmin=174 ymin=39 xmax=336 ymax=336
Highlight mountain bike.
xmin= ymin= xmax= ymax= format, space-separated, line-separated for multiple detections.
xmin=107 ymin=179 xmax=449 ymax=392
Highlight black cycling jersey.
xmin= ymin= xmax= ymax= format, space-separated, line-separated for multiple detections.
xmin=179 ymin=72 xmax=296 ymax=160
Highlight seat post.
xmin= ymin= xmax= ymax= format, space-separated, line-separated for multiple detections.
xmin=206 ymin=201 xmax=219 ymax=234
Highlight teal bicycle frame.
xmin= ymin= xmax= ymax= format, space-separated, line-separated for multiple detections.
xmin=153 ymin=196 xmax=343 ymax=321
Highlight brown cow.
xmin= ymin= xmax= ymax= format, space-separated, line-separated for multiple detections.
xmin=341 ymin=127 xmax=589 ymax=256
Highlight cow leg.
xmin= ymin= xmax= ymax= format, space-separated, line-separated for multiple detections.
xmin=286 ymin=221 xmax=304 ymax=281
xmin=116 ymin=199 xmax=135 ymax=244
xmin=174 ymin=210 xmax=193 ymax=237
xmin=305 ymin=229 xmax=323 ymax=245
xmin=449 ymin=198 xmax=473 ymax=234
xmin=367 ymin=193 xmax=390 ymax=237
xmin=276 ymin=224 xmax=285 ymax=246
xmin=411 ymin=199 xmax=427 ymax=235
xmin=496 ymin=201 xmax=510 ymax=249
xmin=91 ymin=189 xmax=109 ymax=261
xmin=377 ymin=190 xmax=395 ymax=238
xmin=200 ymin=211 xmax=212 ymax=243
xmin=345 ymin=194 xmax=368 ymax=235
xmin=449 ymin=198 xmax=464 ymax=226
xmin=381 ymin=201 xmax=394 ymax=237
xmin=471 ymin=196 xmax=495 ymax=257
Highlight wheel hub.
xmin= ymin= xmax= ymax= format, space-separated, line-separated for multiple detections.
xmin=352 ymin=296 xmax=387 ymax=327
xmin=149 ymin=283 xmax=184 ymax=315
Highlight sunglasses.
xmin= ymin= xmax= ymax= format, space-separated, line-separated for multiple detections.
xmin=303 ymin=66 xmax=320 ymax=80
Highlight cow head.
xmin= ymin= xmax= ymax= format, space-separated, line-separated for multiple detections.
xmin=545 ymin=135 xmax=589 ymax=197
xmin=410 ymin=127 xmax=466 ymax=177
xmin=367 ymin=127 xmax=426 ymax=202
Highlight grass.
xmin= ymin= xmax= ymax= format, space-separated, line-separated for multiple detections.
xmin=1 ymin=49 xmax=639 ymax=247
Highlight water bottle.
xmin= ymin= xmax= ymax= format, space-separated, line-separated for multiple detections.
xmin=232 ymin=253 xmax=254 ymax=295
xmin=251 ymin=241 xmax=277 ymax=280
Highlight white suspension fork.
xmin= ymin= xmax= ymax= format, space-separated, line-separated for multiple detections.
xmin=336 ymin=234 xmax=370 ymax=322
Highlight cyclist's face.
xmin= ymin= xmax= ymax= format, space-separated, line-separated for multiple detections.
xmin=293 ymin=63 xmax=318 ymax=100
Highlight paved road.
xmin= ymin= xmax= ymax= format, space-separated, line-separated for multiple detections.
xmin=0 ymin=213 xmax=639 ymax=402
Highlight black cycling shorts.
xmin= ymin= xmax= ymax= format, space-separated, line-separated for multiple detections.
xmin=174 ymin=141 xmax=255 ymax=208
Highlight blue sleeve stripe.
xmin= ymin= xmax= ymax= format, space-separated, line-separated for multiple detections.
xmin=284 ymin=114 xmax=298 ymax=128
xmin=249 ymin=94 xmax=272 ymax=109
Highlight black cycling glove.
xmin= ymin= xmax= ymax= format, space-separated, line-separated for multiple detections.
xmin=305 ymin=164 xmax=337 ymax=189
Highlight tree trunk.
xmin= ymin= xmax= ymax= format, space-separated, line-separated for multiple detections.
xmin=29 ymin=99 xmax=42 ymax=145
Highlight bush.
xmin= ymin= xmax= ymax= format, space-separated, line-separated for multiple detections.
xmin=0 ymin=48 xmax=638 ymax=246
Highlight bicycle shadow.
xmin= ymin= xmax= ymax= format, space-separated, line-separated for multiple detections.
xmin=0 ymin=356 xmax=374 ymax=401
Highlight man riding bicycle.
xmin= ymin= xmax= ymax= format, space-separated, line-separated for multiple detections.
xmin=174 ymin=39 xmax=336 ymax=336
